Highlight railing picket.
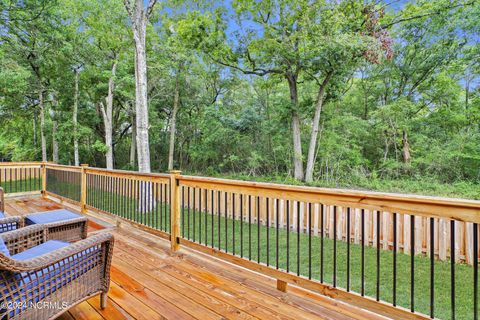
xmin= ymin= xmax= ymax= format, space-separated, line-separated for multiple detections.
xmin=226 ymin=191 xmax=229 ymax=253
xmin=187 ymin=187 xmax=191 ymax=240
xmin=297 ymin=201 xmax=300 ymax=276
xmin=276 ymin=198 xmax=279 ymax=269
xmin=308 ymin=202 xmax=312 ymax=280
xmin=411 ymin=214 xmax=415 ymax=312
xmin=266 ymin=197 xmax=270 ymax=267
xmin=205 ymin=188 xmax=208 ymax=245
xmin=211 ymin=190 xmax=214 ymax=248
xmin=233 ymin=194 xmax=236 ymax=256
xmin=361 ymin=208 xmax=365 ymax=296
xmin=474 ymin=223 xmax=478 ymax=320
xmin=257 ymin=196 xmax=260 ymax=262
xmin=347 ymin=207 xmax=351 ymax=292
xmin=249 ymin=195 xmax=252 ymax=261
xmin=393 ymin=212 xmax=397 ymax=306
xmin=240 ymin=194 xmax=244 ymax=258
xmin=218 ymin=190 xmax=221 ymax=248
xmin=333 ymin=205 xmax=337 ymax=287
xmin=451 ymin=220 xmax=455 ymax=320
xmin=321 ymin=204 xmax=324 ymax=283
xmin=430 ymin=217 xmax=434 ymax=318
xmin=286 ymin=199 xmax=290 ymax=272
xmin=376 ymin=210 xmax=380 ymax=301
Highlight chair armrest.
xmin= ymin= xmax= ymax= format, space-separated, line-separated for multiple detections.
xmin=0 ymin=232 xmax=114 ymax=274
xmin=0 ymin=224 xmax=48 ymax=255
xmin=46 ymin=216 xmax=88 ymax=240
xmin=0 ymin=216 xmax=24 ymax=233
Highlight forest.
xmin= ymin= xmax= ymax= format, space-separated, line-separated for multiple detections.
xmin=0 ymin=0 xmax=479 ymax=199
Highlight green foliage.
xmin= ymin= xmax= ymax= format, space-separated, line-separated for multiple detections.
xmin=0 ymin=0 xmax=478 ymax=202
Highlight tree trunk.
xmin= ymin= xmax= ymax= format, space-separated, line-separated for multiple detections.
xmin=286 ymin=73 xmax=303 ymax=180
xmin=402 ymin=130 xmax=411 ymax=163
xmin=124 ymin=0 xmax=157 ymax=213
xmin=73 ymin=68 xmax=80 ymax=166
xmin=131 ymin=11 xmax=151 ymax=174
xmin=39 ymin=88 xmax=47 ymax=162
xmin=305 ymin=71 xmax=334 ymax=182
xmin=130 ymin=111 xmax=137 ymax=168
xmin=33 ymin=110 xmax=37 ymax=148
xmin=100 ymin=60 xmax=117 ymax=170
xmin=50 ymin=98 xmax=59 ymax=163
xmin=168 ymin=67 xmax=181 ymax=171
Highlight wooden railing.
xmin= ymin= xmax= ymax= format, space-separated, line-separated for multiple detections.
xmin=2 ymin=161 xmax=480 ymax=320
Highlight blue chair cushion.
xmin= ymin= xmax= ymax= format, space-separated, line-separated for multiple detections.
xmin=25 ymin=209 xmax=82 ymax=225
xmin=0 ymin=237 xmax=10 ymax=257
xmin=0 ymin=211 xmax=5 ymax=218
xmin=12 ymin=240 xmax=69 ymax=260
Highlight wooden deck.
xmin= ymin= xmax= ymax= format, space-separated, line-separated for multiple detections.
xmin=4 ymin=195 xmax=388 ymax=320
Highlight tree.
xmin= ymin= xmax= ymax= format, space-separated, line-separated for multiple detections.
xmin=124 ymin=0 xmax=157 ymax=173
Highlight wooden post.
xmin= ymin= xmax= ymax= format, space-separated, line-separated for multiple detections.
xmin=41 ymin=162 xmax=47 ymax=198
xmin=170 ymin=170 xmax=182 ymax=252
xmin=80 ymin=164 xmax=89 ymax=213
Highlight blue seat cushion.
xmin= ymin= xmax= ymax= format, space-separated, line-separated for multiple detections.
xmin=25 ymin=209 xmax=82 ymax=225
xmin=0 ymin=211 xmax=5 ymax=218
xmin=12 ymin=240 xmax=69 ymax=260
xmin=0 ymin=237 xmax=10 ymax=257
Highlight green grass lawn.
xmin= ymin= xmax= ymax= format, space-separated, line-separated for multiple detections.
xmin=48 ymin=183 xmax=475 ymax=319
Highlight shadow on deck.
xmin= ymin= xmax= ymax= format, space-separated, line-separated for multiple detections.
xmin=4 ymin=195 xmax=386 ymax=320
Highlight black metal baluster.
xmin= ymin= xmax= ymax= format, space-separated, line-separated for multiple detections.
xmin=451 ymin=220 xmax=455 ymax=320
xmin=266 ymin=198 xmax=270 ymax=266
xmin=249 ymin=195 xmax=252 ymax=261
xmin=193 ymin=188 xmax=196 ymax=242
xmin=203 ymin=189 xmax=208 ymax=245
xmin=474 ymin=223 xmax=478 ymax=320
xmin=199 ymin=188 xmax=202 ymax=244
xmin=308 ymin=203 xmax=312 ymax=280
xmin=333 ymin=206 xmax=337 ymax=287
xmin=297 ymin=201 xmax=300 ymax=276
xmin=130 ymin=178 xmax=133 ymax=220
xmin=211 ymin=190 xmax=214 ymax=248
xmin=159 ymin=184 xmax=163 ymax=227
xmin=393 ymin=212 xmax=397 ymax=306
xmin=187 ymin=187 xmax=191 ymax=240
xmin=257 ymin=196 xmax=260 ymax=262
xmin=411 ymin=214 xmax=415 ymax=312
xmin=276 ymin=199 xmax=280 ymax=269
xmin=287 ymin=200 xmax=290 ymax=272
xmin=430 ymin=217 xmax=434 ymax=318
xmin=347 ymin=207 xmax=351 ymax=291
xmin=240 ymin=194 xmax=244 ymax=258
xmin=233 ymin=194 xmax=236 ymax=255
xmin=218 ymin=191 xmax=221 ymax=248
xmin=377 ymin=210 xmax=381 ymax=301
xmin=205 ymin=189 xmax=208 ymax=245
xmin=181 ymin=186 xmax=185 ymax=237
xmin=226 ymin=192 xmax=228 ymax=253
xmin=361 ymin=209 xmax=365 ymax=296
xmin=321 ymin=204 xmax=324 ymax=283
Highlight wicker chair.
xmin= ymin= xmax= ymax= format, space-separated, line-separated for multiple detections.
xmin=0 ymin=224 xmax=114 ymax=320
xmin=0 ymin=188 xmax=24 ymax=233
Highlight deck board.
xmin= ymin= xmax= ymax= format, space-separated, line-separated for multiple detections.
xmin=4 ymin=196 xmax=388 ymax=320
